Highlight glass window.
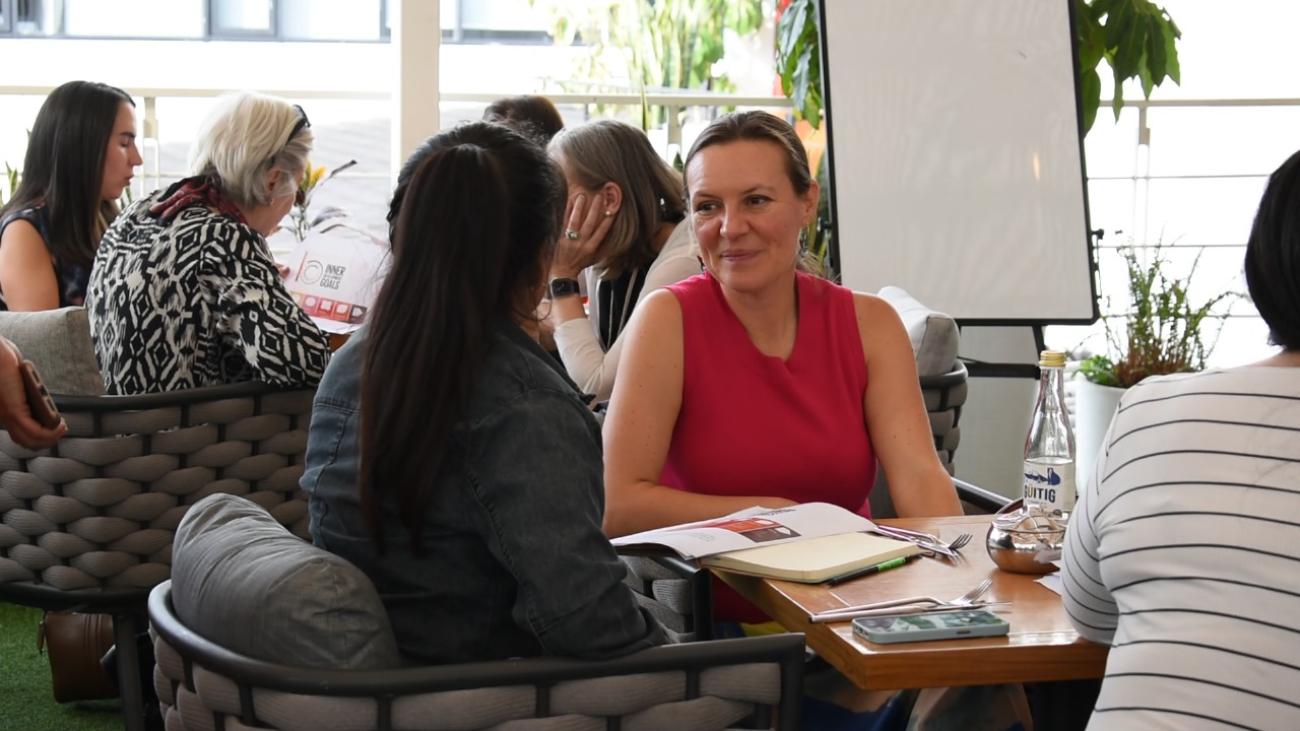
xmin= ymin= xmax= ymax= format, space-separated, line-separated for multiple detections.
xmin=63 ymin=0 xmax=204 ymax=38
xmin=460 ymin=0 xmax=546 ymax=32
xmin=13 ymin=0 xmax=61 ymax=36
xmin=0 ymin=0 xmax=10 ymax=32
xmin=211 ymin=0 xmax=273 ymax=37
xmin=1142 ymin=177 xmax=1268 ymax=249
xmin=1145 ymin=106 xmax=1300 ymax=178
xmin=1081 ymin=107 xmax=1138 ymax=180
xmin=279 ymin=0 xmax=379 ymax=41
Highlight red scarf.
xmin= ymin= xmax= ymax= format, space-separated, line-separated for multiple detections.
xmin=149 ymin=177 xmax=247 ymax=225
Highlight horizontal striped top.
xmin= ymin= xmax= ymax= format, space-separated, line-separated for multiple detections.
xmin=1063 ymin=366 xmax=1300 ymax=731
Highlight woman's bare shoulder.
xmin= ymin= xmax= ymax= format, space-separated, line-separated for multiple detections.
xmin=850 ymin=290 xmax=905 ymax=329
xmin=0 ymin=218 xmax=53 ymax=263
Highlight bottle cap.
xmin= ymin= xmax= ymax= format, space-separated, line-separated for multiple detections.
xmin=1039 ymin=350 xmax=1066 ymax=368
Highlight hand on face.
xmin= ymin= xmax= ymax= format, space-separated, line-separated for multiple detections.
xmin=552 ymin=192 xmax=616 ymax=280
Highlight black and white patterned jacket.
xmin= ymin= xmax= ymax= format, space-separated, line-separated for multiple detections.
xmin=87 ymin=190 xmax=330 ymax=395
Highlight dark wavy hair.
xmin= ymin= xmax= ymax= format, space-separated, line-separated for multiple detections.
xmin=1245 ymin=149 xmax=1300 ymax=351
xmin=483 ymin=94 xmax=565 ymax=145
xmin=1 ymin=80 xmax=135 ymax=269
xmin=362 ymin=122 xmax=566 ymax=549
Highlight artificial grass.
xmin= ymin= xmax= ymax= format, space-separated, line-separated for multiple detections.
xmin=0 ymin=603 xmax=123 ymax=731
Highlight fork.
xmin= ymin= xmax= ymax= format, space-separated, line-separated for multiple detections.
xmin=812 ymin=578 xmax=995 ymax=623
xmin=946 ymin=533 xmax=973 ymax=551
xmin=873 ymin=527 xmax=973 ymax=558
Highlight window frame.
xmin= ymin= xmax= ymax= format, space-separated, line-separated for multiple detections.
xmin=207 ymin=0 xmax=277 ymax=40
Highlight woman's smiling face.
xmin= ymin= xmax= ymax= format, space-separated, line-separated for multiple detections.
xmin=686 ymin=139 xmax=817 ymax=295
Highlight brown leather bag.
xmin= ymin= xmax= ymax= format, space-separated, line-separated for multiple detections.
xmin=36 ymin=611 xmax=118 ymax=703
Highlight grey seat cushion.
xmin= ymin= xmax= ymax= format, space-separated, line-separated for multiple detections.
xmin=877 ymin=286 xmax=959 ymax=377
xmin=171 ymin=492 xmax=400 ymax=669
xmin=0 ymin=306 xmax=104 ymax=395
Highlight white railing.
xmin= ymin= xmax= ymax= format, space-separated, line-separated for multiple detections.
xmin=0 ymin=84 xmax=792 ymax=191
xmin=1087 ymin=96 xmax=1300 ymax=249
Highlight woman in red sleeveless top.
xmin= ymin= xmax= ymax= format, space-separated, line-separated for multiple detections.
xmin=603 ymin=111 xmax=962 ymax=619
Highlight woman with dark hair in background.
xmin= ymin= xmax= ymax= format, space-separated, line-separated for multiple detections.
xmin=546 ymin=119 xmax=699 ymax=400
xmin=0 ymin=80 xmax=141 ymax=310
xmin=302 ymin=122 xmax=663 ymax=664
xmin=1063 ymin=148 xmax=1300 ymax=731
xmin=483 ymin=94 xmax=565 ymax=145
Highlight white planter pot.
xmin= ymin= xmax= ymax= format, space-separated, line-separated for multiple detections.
xmin=1074 ymin=375 xmax=1126 ymax=490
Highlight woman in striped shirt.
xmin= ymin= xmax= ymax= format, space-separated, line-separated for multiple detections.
xmin=1063 ymin=148 xmax=1300 ymax=730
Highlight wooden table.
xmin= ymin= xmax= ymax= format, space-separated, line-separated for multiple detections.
xmin=714 ymin=515 xmax=1109 ymax=690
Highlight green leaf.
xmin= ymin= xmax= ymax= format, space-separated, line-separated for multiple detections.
xmin=1145 ymin=14 xmax=1167 ymax=84
xmin=806 ymin=99 xmax=821 ymax=129
xmin=1111 ymin=68 xmax=1125 ymax=121
xmin=1079 ymin=355 xmax=1119 ymax=386
xmin=1160 ymin=14 xmax=1181 ymax=84
xmin=1075 ymin=11 xmax=1105 ymax=72
xmin=793 ymin=46 xmax=812 ymax=114
xmin=1087 ymin=0 xmax=1116 ymax=22
xmin=1112 ymin=11 xmax=1145 ymax=82
xmin=781 ymin=1 xmax=807 ymax=59
xmin=1137 ymin=46 xmax=1153 ymax=97
xmin=1080 ymin=67 xmax=1101 ymax=134
xmin=1103 ymin=0 xmax=1132 ymax=50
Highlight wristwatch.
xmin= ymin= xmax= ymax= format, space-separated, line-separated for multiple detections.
xmin=548 ymin=277 xmax=581 ymax=299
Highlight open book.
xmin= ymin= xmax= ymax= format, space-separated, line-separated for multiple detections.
xmin=611 ymin=502 xmax=919 ymax=582
xmin=701 ymin=532 xmax=921 ymax=583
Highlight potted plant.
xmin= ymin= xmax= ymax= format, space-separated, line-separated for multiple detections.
xmin=289 ymin=159 xmax=359 ymax=243
xmin=1074 ymin=242 xmax=1236 ymax=483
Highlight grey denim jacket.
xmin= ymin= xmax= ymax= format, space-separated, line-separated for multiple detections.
xmin=302 ymin=322 xmax=665 ymax=664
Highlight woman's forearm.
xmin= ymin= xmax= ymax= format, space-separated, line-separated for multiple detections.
xmin=887 ymin=464 xmax=963 ymax=518
xmin=554 ymin=317 xmax=619 ymax=400
xmin=548 ymin=290 xmax=586 ymax=325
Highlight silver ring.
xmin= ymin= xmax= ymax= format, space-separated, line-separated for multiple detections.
xmin=565 ymin=229 xmax=580 ymax=240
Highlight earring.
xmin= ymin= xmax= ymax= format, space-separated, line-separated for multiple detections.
xmin=798 ymin=228 xmax=809 ymax=251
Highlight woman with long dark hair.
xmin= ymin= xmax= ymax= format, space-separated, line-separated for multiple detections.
xmin=0 ymin=80 xmax=141 ymax=310
xmin=302 ymin=122 xmax=663 ymax=664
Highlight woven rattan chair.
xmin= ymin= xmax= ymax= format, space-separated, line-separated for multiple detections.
xmin=149 ymin=580 xmax=804 ymax=731
xmin=619 ymin=553 xmax=714 ymax=643
xmin=921 ymin=360 xmax=968 ymax=475
xmin=0 ymin=381 xmax=314 ymax=731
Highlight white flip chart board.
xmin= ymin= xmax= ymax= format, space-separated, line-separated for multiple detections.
xmin=821 ymin=0 xmax=1097 ymax=323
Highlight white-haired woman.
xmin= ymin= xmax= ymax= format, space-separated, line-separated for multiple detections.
xmin=88 ymin=92 xmax=329 ymax=395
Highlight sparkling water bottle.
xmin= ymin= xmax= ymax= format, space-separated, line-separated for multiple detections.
xmin=1023 ymin=350 xmax=1075 ymax=519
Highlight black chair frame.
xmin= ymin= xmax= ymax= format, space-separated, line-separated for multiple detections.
xmin=149 ymin=583 xmax=805 ymax=731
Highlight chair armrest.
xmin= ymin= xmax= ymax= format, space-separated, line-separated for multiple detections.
xmin=617 ymin=550 xmax=714 ymax=641
xmin=954 ymin=477 xmax=1012 ymax=515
